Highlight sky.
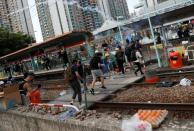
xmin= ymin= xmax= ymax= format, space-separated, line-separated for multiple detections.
xmin=127 ymin=0 xmax=139 ymax=13
xmin=28 ymin=0 xmax=43 ymax=43
xmin=28 ymin=0 xmax=139 ymax=43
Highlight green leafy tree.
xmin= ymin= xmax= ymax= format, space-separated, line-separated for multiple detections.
xmin=0 ymin=28 xmax=35 ymax=57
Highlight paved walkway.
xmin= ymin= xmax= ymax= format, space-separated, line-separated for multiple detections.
xmin=48 ymin=73 xmax=143 ymax=106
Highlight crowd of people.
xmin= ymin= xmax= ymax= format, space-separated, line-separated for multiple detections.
xmin=3 ymin=47 xmax=70 ymax=77
xmin=4 ymin=62 xmax=28 ymax=77
xmin=64 ymin=39 xmax=145 ymax=107
xmin=2 ymin=37 xmax=146 ymax=108
xmin=91 ymin=39 xmax=145 ymax=77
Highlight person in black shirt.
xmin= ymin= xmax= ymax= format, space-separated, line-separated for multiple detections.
xmin=77 ymin=60 xmax=84 ymax=83
xmin=68 ymin=60 xmax=82 ymax=106
xmin=177 ymin=27 xmax=183 ymax=39
xmin=59 ymin=48 xmax=69 ymax=66
xmin=115 ymin=46 xmax=125 ymax=74
xmin=43 ymin=55 xmax=51 ymax=70
xmin=183 ymin=26 xmax=190 ymax=38
xmin=90 ymin=53 xmax=106 ymax=95
xmin=14 ymin=62 xmax=21 ymax=75
xmin=4 ymin=64 xmax=11 ymax=77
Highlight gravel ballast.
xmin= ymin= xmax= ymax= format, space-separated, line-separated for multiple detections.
xmin=111 ymin=85 xmax=194 ymax=103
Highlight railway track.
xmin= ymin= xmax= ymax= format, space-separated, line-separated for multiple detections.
xmin=158 ymin=71 xmax=194 ymax=77
xmin=90 ymin=102 xmax=194 ymax=111
xmin=41 ymin=98 xmax=194 ymax=111
xmin=156 ymin=66 xmax=194 ymax=74
xmin=157 ymin=71 xmax=194 ymax=82
xmin=38 ymin=71 xmax=194 ymax=112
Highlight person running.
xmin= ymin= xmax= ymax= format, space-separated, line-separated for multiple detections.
xmin=77 ymin=60 xmax=84 ymax=83
xmin=64 ymin=60 xmax=83 ymax=106
xmin=115 ymin=46 xmax=125 ymax=74
xmin=125 ymin=42 xmax=135 ymax=68
xmin=102 ymin=53 xmax=111 ymax=78
xmin=90 ymin=53 xmax=106 ymax=95
xmin=131 ymin=49 xmax=144 ymax=76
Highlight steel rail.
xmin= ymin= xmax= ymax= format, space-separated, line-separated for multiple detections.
xmin=158 ymin=71 xmax=194 ymax=77
xmin=156 ymin=67 xmax=194 ymax=74
xmin=91 ymin=102 xmax=194 ymax=111
xmin=41 ymin=87 xmax=65 ymax=90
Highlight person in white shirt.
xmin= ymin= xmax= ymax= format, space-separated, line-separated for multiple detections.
xmin=132 ymin=49 xmax=144 ymax=76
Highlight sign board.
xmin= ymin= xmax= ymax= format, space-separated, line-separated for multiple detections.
xmin=167 ymin=46 xmax=185 ymax=56
xmin=150 ymin=44 xmax=163 ymax=49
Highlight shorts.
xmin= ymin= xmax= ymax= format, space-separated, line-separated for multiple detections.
xmin=91 ymin=69 xmax=103 ymax=80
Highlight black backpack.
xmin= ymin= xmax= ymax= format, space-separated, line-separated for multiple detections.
xmin=19 ymin=81 xmax=27 ymax=95
xmin=156 ymin=81 xmax=175 ymax=88
xmin=131 ymin=50 xmax=137 ymax=61
xmin=90 ymin=57 xmax=99 ymax=69
xmin=125 ymin=47 xmax=131 ymax=57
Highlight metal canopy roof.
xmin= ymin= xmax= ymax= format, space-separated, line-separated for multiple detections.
xmin=0 ymin=31 xmax=93 ymax=61
xmin=127 ymin=4 xmax=194 ymax=30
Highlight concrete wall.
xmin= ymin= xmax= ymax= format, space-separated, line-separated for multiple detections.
xmin=0 ymin=111 xmax=120 ymax=131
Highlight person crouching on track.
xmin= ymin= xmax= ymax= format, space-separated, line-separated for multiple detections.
xmin=64 ymin=60 xmax=83 ymax=106
xmin=28 ymin=84 xmax=41 ymax=104
xmin=90 ymin=53 xmax=107 ymax=95
xmin=19 ymin=72 xmax=35 ymax=105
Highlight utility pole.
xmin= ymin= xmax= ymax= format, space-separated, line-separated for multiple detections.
xmin=143 ymin=0 xmax=162 ymax=67
xmin=116 ymin=16 xmax=124 ymax=44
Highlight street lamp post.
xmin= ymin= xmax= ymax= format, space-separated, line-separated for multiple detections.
xmin=142 ymin=0 xmax=162 ymax=67
xmin=116 ymin=16 xmax=129 ymax=63
xmin=116 ymin=16 xmax=124 ymax=45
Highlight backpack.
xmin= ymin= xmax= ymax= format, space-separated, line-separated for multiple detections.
xmin=131 ymin=50 xmax=137 ymax=61
xmin=90 ymin=57 xmax=99 ymax=69
xmin=64 ymin=66 xmax=72 ymax=82
xmin=156 ymin=81 xmax=175 ymax=88
xmin=19 ymin=81 xmax=27 ymax=95
xmin=125 ymin=47 xmax=131 ymax=57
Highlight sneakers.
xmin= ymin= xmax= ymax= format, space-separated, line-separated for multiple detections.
xmin=101 ymin=86 xmax=107 ymax=89
xmin=90 ymin=88 xmax=95 ymax=95
xmin=79 ymin=104 xmax=85 ymax=109
xmin=70 ymin=101 xmax=74 ymax=105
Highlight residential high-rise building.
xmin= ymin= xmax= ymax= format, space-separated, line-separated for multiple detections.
xmin=7 ymin=0 xmax=34 ymax=37
xmin=35 ymin=0 xmax=55 ymax=40
xmin=97 ymin=0 xmax=111 ymax=20
xmin=35 ymin=0 xmax=103 ymax=40
xmin=67 ymin=0 xmax=85 ymax=30
xmin=0 ymin=0 xmax=11 ymax=30
xmin=0 ymin=0 xmax=35 ymax=38
xmin=106 ymin=0 xmax=130 ymax=20
xmin=36 ymin=0 xmax=81 ymax=40
xmin=80 ymin=0 xmax=103 ymax=31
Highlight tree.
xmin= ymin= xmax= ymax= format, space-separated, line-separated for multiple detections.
xmin=0 ymin=28 xmax=35 ymax=57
